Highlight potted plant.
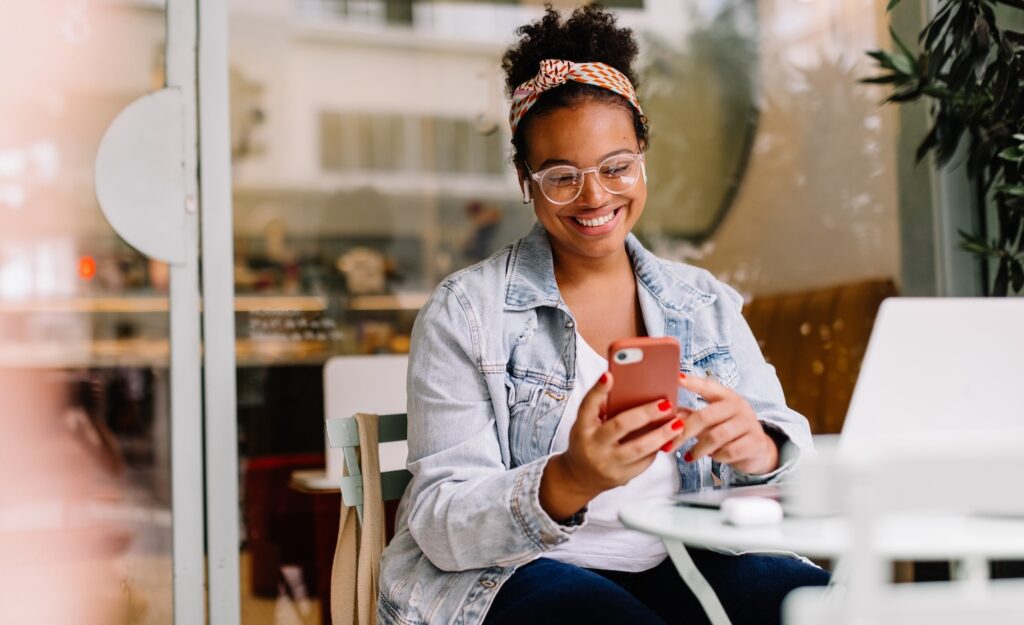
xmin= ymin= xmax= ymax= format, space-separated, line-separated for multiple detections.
xmin=864 ymin=0 xmax=1023 ymax=295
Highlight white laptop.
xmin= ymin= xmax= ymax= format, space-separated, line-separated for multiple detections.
xmin=674 ymin=297 xmax=1024 ymax=509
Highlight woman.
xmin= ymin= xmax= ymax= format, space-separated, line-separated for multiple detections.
xmin=378 ymin=6 xmax=829 ymax=625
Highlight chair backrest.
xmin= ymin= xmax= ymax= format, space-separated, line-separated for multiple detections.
xmin=323 ymin=355 xmax=408 ymax=484
xmin=325 ymin=412 xmax=412 ymax=524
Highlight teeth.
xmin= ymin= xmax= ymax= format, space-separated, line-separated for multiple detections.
xmin=574 ymin=210 xmax=616 ymax=228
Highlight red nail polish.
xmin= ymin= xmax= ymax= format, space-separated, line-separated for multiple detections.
xmin=657 ymin=399 xmax=671 ymax=412
xmin=599 ymin=372 xmax=609 ymax=385
xmin=678 ymin=372 xmax=687 ymax=380
xmin=683 ymin=452 xmax=693 ymax=463
xmin=661 ymin=441 xmax=673 ymax=452
xmin=671 ymin=419 xmax=684 ymax=431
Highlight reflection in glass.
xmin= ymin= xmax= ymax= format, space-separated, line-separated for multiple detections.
xmin=0 ymin=1 xmax=173 ymax=623
xmin=227 ymin=1 xmax=903 ymax=623
xmin=639 ymin=0 xmax=759 ymax=240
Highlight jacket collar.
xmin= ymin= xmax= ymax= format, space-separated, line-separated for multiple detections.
xmin=504 ymin=221 xmax=715 ymax=314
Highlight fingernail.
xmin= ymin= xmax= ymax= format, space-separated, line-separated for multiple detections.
xmin=683 ymin=452 xmax=694 ymax=463
xmin=671 ymin=419 xmax=684 ymax=431
xmin=599 ymin=372 xmax=609 ymax=385
xmin=678 ymin=372 xmax=687 ymax=380
xmin=661 ymin=441 xmax=674 ymax=452
xmin=657 ymin=398 xmax=671 ymax=412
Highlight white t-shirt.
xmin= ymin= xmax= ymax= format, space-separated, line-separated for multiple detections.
xmin=543 ymin=334 xmax=677 ymax=572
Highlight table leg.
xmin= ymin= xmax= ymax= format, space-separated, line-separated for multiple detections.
xmin=662 ymin=539 xmax=732 ymax=625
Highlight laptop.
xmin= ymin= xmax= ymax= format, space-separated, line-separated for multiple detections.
xmin=673 ymin=297 xmax=1024 ymax=509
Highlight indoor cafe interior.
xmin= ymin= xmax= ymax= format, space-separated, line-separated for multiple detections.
xmin=1 ymin=1 xmax=1022 ymax=624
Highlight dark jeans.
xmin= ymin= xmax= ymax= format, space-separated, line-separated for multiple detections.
xmin=483 ymin=550 xmax=830 ymax=625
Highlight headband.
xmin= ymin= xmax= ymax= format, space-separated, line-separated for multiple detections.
xmin=508 ymin=59 xmax=644 ymax=134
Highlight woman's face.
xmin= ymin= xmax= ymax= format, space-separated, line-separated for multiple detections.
xmin=521 ymin=100 xmax=646 ymax=263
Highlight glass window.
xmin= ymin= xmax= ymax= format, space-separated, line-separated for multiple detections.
xmin=228 ymin=1 xmax=912 ymax=622
xmin=0 ymin=1 xmax=174 ymax=622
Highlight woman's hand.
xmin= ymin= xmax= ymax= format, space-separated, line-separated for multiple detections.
xmin=675 ymin=373 xmax=778 ymax=475
xmin=540 ymin=371 xmax=686 ymax=521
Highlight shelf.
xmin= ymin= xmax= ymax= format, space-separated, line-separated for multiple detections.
xmin=0 ymin=338 xmax=370 ymax=369
xmin=348 ymin=293 xmax=429 ymax=311
xmin=0 ymin=295 xmax=329 ymax=314
xmin=0 ymin=293 xmax=432 ymax=314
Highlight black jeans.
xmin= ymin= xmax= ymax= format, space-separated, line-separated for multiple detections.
xmin=483 ymin=550 xmax=830 ymax=625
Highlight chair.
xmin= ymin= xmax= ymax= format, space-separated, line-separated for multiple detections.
xmin=783 ymin=433 xmax=1024 ymax=624
xmin=321 ymin=354 xmax=409 ymax=625
xmin=323 ymin=355 xmax=409 ymax=486
xmin=324 ymin=412 xmax=412 ymax=625
xmin=325 ymin=413 xmax=412 ymax=523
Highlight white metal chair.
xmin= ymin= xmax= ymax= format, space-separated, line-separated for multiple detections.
xmin=322 ymin=355 xmax=410 ymax=625
xmin=784 ymin=432 xmax=1024 ymax=625
xmin=323 ymin=354 xmax=409 ymax=485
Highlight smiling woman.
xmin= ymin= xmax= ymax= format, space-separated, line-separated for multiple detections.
xmin=375 ymin=5 xmax=829 ymax=625
xmin=523 ymin=102 xmax=648 ymax=262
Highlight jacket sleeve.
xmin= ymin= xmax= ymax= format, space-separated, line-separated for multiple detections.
xmin=711 ymin=281 xmax=815 ymax=486
xmin=403 ymin=284 xmax=582 ymax=572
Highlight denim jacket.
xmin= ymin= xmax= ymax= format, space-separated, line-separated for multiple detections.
xmin=377 ymin=223 xmax=813 ymax=625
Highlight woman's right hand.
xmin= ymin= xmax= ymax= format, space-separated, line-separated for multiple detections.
xmin=539 ymin=371 xmax=687 ymax=522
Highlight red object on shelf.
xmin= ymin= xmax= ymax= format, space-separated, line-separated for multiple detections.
xmin=78 ymin=256 xmax=97 ymax=281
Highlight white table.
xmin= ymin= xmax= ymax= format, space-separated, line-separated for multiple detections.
xmin=620 ymin=497 xmax=1024 ymax=625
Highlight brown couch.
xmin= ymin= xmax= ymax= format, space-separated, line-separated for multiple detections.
xmin=742 ymin=278 xmax=898 ymax=434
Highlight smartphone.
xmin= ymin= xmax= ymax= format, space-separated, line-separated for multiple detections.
xmin=605 ymin=337 xmax=681 ymax=437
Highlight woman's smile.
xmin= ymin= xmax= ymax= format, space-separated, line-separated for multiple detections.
xmin=564 ymin=206 xmax=624 ymax=235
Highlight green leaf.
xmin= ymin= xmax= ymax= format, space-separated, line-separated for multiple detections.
xmin=890 ymin=27 xmax=918 ymax=65
xmin=959 ymin=239 xmax=993 ymax=255
xmin=891 ymin=52 xmax=915 ymax=75
xmin=1012 ymin=259 xmax=1024 ymax=293
xmin=994 ymin=258 xmax=1010 ymax=296
xmin=1013 ymin=134 xmax=1024 ymax=142
xmin=999 ymin=147 xmax=1024 ymax=162
xmin=958 ymin=229 xmax=995 ymax=256
xmin=860 ymin=75 xmax=899 ymax=84
xmin=996 ymin=185 xmax=1024 ymax=197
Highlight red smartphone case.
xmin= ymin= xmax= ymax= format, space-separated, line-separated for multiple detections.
xmin=605 ymin=336 xmax=681 ymax=422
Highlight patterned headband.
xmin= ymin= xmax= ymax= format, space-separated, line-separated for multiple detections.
xmin=508 ymin=59 xmax=644 ymax=134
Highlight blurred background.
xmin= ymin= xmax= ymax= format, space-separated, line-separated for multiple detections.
xmin=0 ymin=0 xmax=982 ymax=623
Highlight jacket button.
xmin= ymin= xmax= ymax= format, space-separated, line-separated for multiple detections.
xmin=480 ymin=579 xmax=497 ymax=589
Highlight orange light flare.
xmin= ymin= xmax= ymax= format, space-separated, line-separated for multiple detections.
xmin=78 ymin=255 xmax=97 ymax=281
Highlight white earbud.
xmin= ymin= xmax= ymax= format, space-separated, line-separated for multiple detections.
xmin=521 ymin=179 xmax=532 ymax=204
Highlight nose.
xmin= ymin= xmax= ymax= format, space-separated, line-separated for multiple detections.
xmin=576 ymin=169 xmax=610 ymax=208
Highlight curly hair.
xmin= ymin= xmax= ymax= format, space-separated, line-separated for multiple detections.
xmin=501 ymin=4 xmax=649 ymax=168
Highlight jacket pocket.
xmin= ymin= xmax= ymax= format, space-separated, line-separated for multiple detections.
xmin=693 ymin=348 xmax=740 ymax=389
xmin=506 ymin=375 xmax=566 ymax=465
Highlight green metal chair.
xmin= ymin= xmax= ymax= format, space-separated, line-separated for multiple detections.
xmin=324 ymin=412 xmax=412 ymax=523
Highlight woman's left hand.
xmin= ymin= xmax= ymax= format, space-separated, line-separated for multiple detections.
xmin=668 ymin=373 xmax=779 ymax=475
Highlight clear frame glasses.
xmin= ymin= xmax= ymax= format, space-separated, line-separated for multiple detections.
xmin=525 ymin=152 xmax=646 ymax=205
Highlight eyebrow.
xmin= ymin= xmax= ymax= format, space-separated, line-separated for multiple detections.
xmin=537 ymin=147 xmax=635 ymax=170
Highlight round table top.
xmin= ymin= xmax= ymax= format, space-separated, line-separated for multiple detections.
xmin=619 ymin=498 xmax=1024 ymax=560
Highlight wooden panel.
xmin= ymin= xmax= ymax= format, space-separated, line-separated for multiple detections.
xmin=789 ymin=287 xmax=842 ymax=433
xmin=762 ymin=293 xmax=807 ymax=406
xmin=746 ymin=279 xmax=897 ymax=435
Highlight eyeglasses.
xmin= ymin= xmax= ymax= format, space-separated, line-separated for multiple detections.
xmin=525 ymin=152 xmax=646 ymax=205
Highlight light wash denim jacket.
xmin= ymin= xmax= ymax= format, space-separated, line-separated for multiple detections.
xmin=377 ymin=223 xmax=813 ymax=625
